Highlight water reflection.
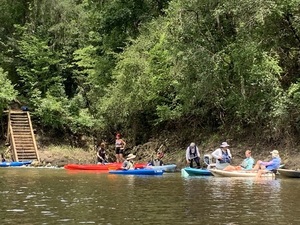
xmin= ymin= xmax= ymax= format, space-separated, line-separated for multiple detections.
xmin=0 ymin=168 xmax=300 ymax=224
xmin=181 ymin=176 xmax=286 ymax=224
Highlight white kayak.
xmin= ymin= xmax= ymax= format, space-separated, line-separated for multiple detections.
xmin=210 ymin=169 xmax=275 ymax=178
xmin=146 ymin=164 xmax=177 ymax=172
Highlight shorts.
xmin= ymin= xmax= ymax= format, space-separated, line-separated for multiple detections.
xmin=115 ymin=147 xmax=124 ymax=154
xmin=216 ymin=163 xmax=230 ymax=170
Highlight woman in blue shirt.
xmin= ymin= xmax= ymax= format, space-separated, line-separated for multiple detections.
xmin=253 ymin=150 xmax=281 ymax=177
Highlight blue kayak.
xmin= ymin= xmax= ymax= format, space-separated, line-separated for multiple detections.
xmin=109 ymin=168 xmax=164 ymax=175
xmin=0 ymin=161 xmax=32 ymax=167
xmin=181 ymin=167 xmax=212 ymax=176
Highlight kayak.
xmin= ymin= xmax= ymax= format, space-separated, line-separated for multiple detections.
xmin=278 ymin=169 xmax=300 ymax=178
xmin=146 ymin=164 xmax=177 ymax=172
xmin=181 ymin=167 xmax=212 ymax=176
xmin=64 ymin=163 xmax=146 ymax=171
xmin=0 ymin=161 xmax=32 ymax=167
xmin=64 ymin=163 xmax=121 ymax=170
xmin=210 ymin=169 xmax=275 ymax=178
xmin=109 ymin=168 xmax=164 ymax=175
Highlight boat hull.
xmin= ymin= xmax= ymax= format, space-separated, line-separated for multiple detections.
xmin=182 ymin=167 xmax=212 ymax=176
xmin=278 ymin=169 xmax=300 ymax=178
xmin=146 ymin=164 xmax=176 ymax=172
xmin=0 ymin=161 xmax=32 ymax=167
xmin=210 ymin=169 xmax=275 ymax=178
xmin=109 ymin=168 xmax=164 ymax=175
xmin=64 ymin=163 xmax=146 ymax=171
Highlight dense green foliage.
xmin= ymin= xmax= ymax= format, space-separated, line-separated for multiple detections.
xmin=1 ymin=0 xmax=300 ymax=146
xmin=0 ymin=68 xmax=18 ymax=113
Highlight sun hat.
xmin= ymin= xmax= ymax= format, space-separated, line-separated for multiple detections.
xmin=270 ymin=150 xmax=279 ymax=156
xmin=220 ymin=142 xmax=230 ymax=148
xmin=190 ymin=142 xmax=196 ymax=147
xmin=126 ymin=153 xmax=136 ymax=160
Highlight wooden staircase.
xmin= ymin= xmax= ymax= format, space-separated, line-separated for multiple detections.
xmin=7 ymin=110 xmax=40 ymax=162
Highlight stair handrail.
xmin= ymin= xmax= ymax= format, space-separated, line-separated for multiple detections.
xmin=26 ymin=111 xmax=40 ymax=162
xmin=8 ymin=110 xmax=19 ymax=161
xmin=6 ymin=108 xmax=11 ymax=144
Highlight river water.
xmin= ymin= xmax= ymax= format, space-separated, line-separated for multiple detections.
xmin=0 ymin=167 xmax=299 ymax=225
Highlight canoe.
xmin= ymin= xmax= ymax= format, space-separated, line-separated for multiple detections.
xmin=181 ymin=167 xmax=212 ymax=176
xmin=210 ymin=169 xmax=275 ymax=178
xmin=109 ymin=168 xmax=164 ymax=175
xmin=146 ymin=164 xmax=177 ymax=172
xmin=0 ymin=161 xmax=32 ymax=167
xmin=278 ymin=169 xmax=300 ymax=178
xmin=64 ymin=163 xmax=146 ymax=171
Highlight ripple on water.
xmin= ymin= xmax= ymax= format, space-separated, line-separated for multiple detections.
xmin=6 ymin=209 xmax=25 ymax=212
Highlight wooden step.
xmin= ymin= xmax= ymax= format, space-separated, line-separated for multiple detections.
xmin=14 ymin=142 xmax=34 ymax=145
xmin=11 ymin=117 xmax=29 ymax=120
xmin=16 ymin=148 xmax=36 ymax=151
xmin=16 ymin=147 xmax=36 ymax=151
xmin=13 ymin=134 xmax=32 ymax=137
xmin=16 ymin=153 xmax=36 ymax=156
xmin=18 ymin=156 xmax=37 ymax=160
xmin=13 ymin=136 xmax=32 ymax=139
xmin=16 ymin=152 xmax=37 ymax=155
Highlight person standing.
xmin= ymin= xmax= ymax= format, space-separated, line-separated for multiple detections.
xmin=96 ymin=142 xmax=108 ymax=164
xmin=212 ymin=142 xmax=232 ymax=169
xmin=186 ymin=142 xmax=201 ymax=168
xmin=115 ymin=133 xmax=126 ymax=163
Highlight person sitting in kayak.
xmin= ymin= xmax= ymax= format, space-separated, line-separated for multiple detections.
xmin=212 ymin=142 xmax=232 ymax=170
xmin=223 ymin=150 xmax=254 ymax=171
xmin=122 ymin=153 xmax=136 ymax=170
xmin=96 ymin=142 xmax=108 ymax=164
xmin=186 ymin=142 xmax=201 ymax=168
xmin=148 ymin=150 xmax=164 ymax=166
xmin=252 ymin=150 xmax=281 ymax=177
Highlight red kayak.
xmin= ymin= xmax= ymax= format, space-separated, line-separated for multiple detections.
xmin=64 ymin=162 xmax=146 ymax=170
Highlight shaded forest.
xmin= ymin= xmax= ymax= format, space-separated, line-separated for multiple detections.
xmin=1 ymin=0 xmax=300 ymax=150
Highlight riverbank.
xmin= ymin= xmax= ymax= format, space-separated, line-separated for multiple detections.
xmin=37 ymin=142 xmax=300 ymax=170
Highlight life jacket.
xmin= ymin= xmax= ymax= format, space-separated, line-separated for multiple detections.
xmin=153 ymin=159 xmax=163 ymax=166
xmin=219 ymin=150 xmax=231 ymax=163
xmin=98 ymin=148 xmax=106 ymax=158
xmin=189 ymin=146 xmax=198 ymax=159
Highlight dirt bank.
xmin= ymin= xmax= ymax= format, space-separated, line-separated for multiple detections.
xmin=37 ymin=141 xmax=300 ymax=170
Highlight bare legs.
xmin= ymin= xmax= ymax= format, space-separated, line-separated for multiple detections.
xmin=253 ymin=160 xmax=267 ymax=178
xmin=252 ymin=160 xmax=266 ymax=171
xmin=115 ymin=153 xmax=124 ymax=163
xmin=223 ymin=165 xmax=242 ymax=171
